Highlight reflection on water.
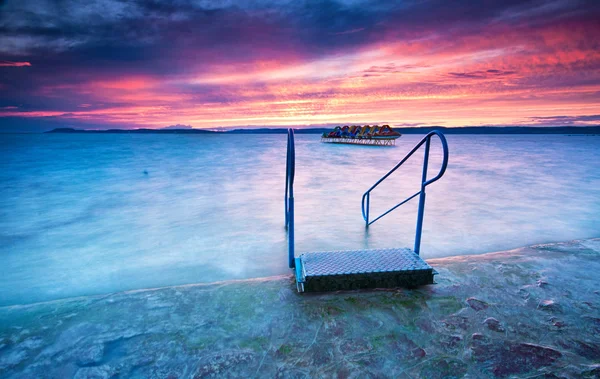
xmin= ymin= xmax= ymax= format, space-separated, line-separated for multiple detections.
xmin=1 ymin=133 xmax=599 ymax=305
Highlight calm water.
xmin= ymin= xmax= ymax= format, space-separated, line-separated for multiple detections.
xmin=1 ymin=133 xmax=599 ymax=306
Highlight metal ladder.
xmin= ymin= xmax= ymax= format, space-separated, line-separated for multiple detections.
xmin=285 ymin=129 xmax=449 ymax=292
xmin=362 ymin=130 xmax=449 ymax=255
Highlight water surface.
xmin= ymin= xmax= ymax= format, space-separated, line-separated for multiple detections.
xmin=1 ymin=133 xmax=599 ymax=305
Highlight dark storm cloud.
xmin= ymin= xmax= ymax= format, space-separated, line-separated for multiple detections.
xmin=3 ymin=0 xmax=596 ymax=68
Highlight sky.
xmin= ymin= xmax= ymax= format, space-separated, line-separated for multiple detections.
xmin=1 ymin=0 xmax=599 ymax=132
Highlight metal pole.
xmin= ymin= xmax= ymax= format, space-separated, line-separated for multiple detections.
xmin=366 ymin=193 xmax=370 ymax=226
xmin=414 ymin=137 xmax=430 ymax=255
xmin=288 ymin=196 xmax=295 ymax=268
xmin=285 ymin=134 xmax=289 ymax=228
xmin=287 ymin=129 xmax=295 ymax=268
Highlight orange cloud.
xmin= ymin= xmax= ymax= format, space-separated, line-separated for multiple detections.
xmin=2 ymin=3 xmax=599 ymax=131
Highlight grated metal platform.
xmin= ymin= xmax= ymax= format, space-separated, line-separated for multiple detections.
xmin=293 ymin=248 xmax=435 ymax=292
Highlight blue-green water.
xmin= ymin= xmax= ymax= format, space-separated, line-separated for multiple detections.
xmin=1 ymin=133 xmax=599 ymax=306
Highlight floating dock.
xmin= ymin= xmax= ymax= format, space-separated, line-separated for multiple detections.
xmin=321 ymin=136 xmax=397 ymax=146
xmin=321 ymin=125 xmax=401 ymax=146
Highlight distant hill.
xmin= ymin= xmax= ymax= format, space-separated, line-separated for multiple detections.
xmin=46 ymin=126 xmax=600 ymax=135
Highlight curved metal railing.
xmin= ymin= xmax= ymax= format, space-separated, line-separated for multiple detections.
xmin=285 ymin=128 xmax=295 ymax=268
xmin=361 ymin=130 xmax=449 ymax=255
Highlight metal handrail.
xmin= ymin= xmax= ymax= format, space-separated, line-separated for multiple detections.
xmin=361 ymin=130 xmax=449 ymax=255
xmin=285 ymin=128 xmax=295 ymax=268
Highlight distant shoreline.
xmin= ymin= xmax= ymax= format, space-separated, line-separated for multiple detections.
xmin=42 ymin=126 xmax=600 ymax=135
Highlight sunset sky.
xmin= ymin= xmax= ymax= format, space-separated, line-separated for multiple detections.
xmin=1 ymin=0 xmax=599 ymax=132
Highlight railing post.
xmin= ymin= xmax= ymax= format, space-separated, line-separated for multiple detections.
xmin=366 ymin=193 xmax=370 ymax=226
xmin=286 ymin=129 xmax=295 ymax=269
xmin=414 ymin=137 xmax=431 ymax=255
xmin=288 ymin=195 xmax=295 ymax=268
xmin=285 ymin=134 xmax=290 ymax=229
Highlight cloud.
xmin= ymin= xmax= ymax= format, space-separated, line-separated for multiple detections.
xmin=527 ymin=115 xmax=600 ymax=125
xmin=447 ymin=70 xmax=517 ymax=79
xmin=394 ymin=122 xmax=443 ymax=127
xmin=0 ymin=0 xmax=599 ymax=131
xmin=332 ymin=28 xmax=365 ymax=35
xmin=363 ymin=63 xmax=418 ymax=74
xmin=0 ymin=61 xmax=31 ymax=67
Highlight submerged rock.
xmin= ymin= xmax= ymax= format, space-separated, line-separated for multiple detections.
xmin=442 ymin=315 xmax=470 ymax=331
xmin=466 ymin=297 xmax=489 ymax=311
xmin=538 ymin=299 xmax=561 ymax=312
xmin=582 ymin=364 xmax=600 ymax=378
xmin=419 ymin=357 xmax=468 ymax=379
xmin=572 ymin=340 xmax=600 ymax=360
xmin=193 ymin=350 xmax=256 ymax=378
xmin=469 ymin=333 xmax=496 ymax=363
xmin=483 ymin=317 xmax=505 ymax=333
xmin=439 ymin=334 xmax=463 ymax=350
xmin=471 ymin=335 xmax=563 ymax=377
xmin=492 ymin=343 xmax=562 ymax=377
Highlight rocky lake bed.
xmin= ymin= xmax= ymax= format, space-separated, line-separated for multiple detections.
xmin=1 ymin=239 xmax=599 ymax=378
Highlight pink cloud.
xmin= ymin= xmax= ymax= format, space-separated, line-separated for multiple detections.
xmin=1 ymin=2 xmax=599 ymax=131
xmin=0 ymin=61 xmax=31 ymax=67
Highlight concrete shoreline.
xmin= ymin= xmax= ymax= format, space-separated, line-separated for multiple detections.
xmin=1 ymin=239 xmax=599 ymax=378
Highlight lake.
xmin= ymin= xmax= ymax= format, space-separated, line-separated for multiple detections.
xmin=1 ymin=133 xmax=599 ymax=306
